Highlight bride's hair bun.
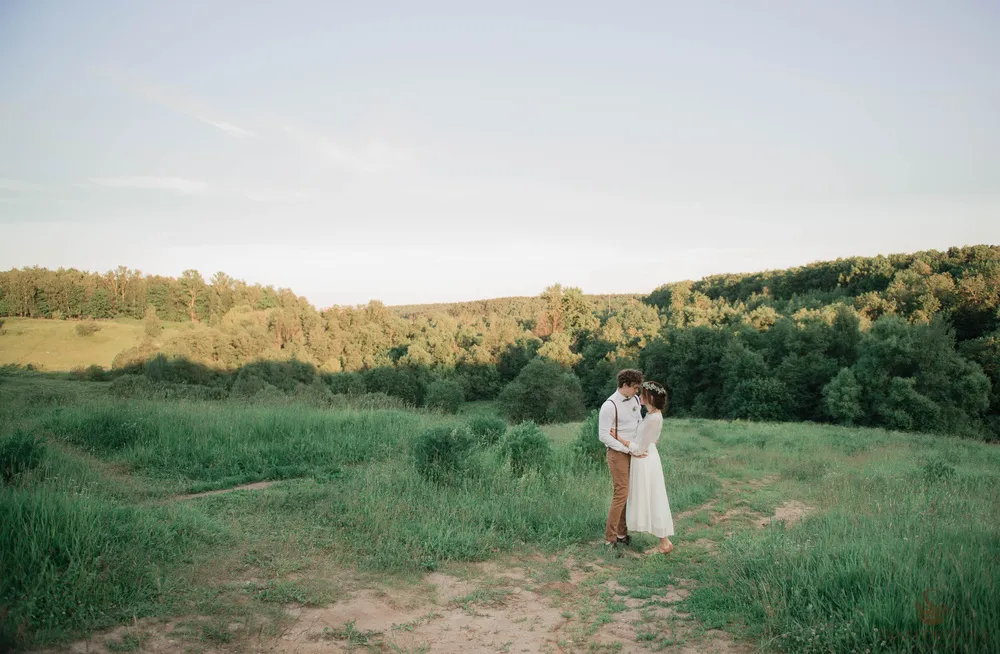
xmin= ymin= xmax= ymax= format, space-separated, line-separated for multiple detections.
xmin=640 ymin=381 xmax=668 ymax=411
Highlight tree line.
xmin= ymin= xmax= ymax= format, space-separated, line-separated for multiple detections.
xmin=2 ymin=245 xmax=998 ymax=438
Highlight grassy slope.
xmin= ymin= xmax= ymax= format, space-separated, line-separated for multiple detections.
xmin=0 ymin=318 xmax=149 ymax=370
xmin=2 ymin=372 xmax=998 ymax=652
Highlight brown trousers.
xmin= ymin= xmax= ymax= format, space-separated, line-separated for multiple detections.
xmin=605 ymin=448 xmax=631 ymax=542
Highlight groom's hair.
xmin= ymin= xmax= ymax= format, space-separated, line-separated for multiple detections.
xmin=616 ymin=369 xmax=643 ymax=388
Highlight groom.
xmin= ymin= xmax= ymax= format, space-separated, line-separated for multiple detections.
xmin=599 ymin=368 xmax=644 ymax=548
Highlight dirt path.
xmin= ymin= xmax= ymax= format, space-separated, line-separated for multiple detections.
xmin=175 ymin=481 xmax=281 ymax=501
xmin=59 ymin=551 xmax=752 ymax=654
xmin=43 ymin=478 xmax=815 ymax=653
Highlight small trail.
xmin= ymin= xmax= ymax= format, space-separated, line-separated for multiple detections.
xmin=175 ymin=480 xmax=280 ymax=501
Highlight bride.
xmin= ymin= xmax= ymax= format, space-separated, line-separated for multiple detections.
xmin=611 ymin=381 xmax=675 ymax=555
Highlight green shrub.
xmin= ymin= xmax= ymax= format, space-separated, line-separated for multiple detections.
xmin=921 ymin=459 xmax=957 ymax=483
xmin=823 ymin=367 xmax=863 ymax=425
xmin=411 ymin=425 xmax=476 ymax=484
xmin=363 ymin=366 xmax=427 ymax=406
xmin=348 ymin=392 xmax=410 ymax=411
xmin=86 ymin=364 xmax=108 ymax=382
xmin=572 ymin=410 xmax=605 ymax=469
xmin=110 ymin=376 xmax=224 ymax=402
xmin=424 ymin=379 xmax=465 ymax=414
xmin=467 ymin=414 xmax=507 ymax=446
xmin=724 ymin=377 xmax=790 ymax=421
xmin=503 ymin=421 xmax=553 ymax=477
xmin=1 ymin=430 xmax=46 ymax=485
xmin=75 ymin=321 xmax=101 ymax=337
xmin=454 ymin=363 xmax=503 ymax=401
xmin=325 ymin=372 xmax=366 ymax=396
xmin=110 ymin=374 xmax=154 ymax=399
xmin=230 ymin=368 xmax=273 ymax=399
xmin=292 ymin=380 xmax=335 ymax=408
xmin=329 ymin=394 xmax=351 ymax=409
xmin=249 ymin=385 xmax=292 ymax=406
xmin=498 ymin=359 xmax=587 ymax=424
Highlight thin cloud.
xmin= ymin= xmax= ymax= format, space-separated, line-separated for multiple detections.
xmin=83 ymin=177 xmax=312 ymax=203
xmin=196 ymin=116 xmax=255 ymax=138
xmin=282 ymin=126 xmax=412 ymax=173
xmin=87 ymin=176 xmax=209 ymax=194
xmin=0 ymin=178 xmax=41 ymax=192
xmin=239 ymin=187 xmax=312 ymax=203
xmin=100 ymin=69 xmax=256 ymax=139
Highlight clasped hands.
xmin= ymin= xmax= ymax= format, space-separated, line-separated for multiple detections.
xmin=610 ymin=428 xmax=647 ymax=458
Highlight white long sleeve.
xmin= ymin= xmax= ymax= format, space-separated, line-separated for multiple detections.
xmin=628 ymin=414 xmax=662 ymax=455
xmin=599 ymin=400 xmax=629 ymax=453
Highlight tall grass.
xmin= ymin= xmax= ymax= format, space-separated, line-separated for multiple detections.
xmin=0 ymin=488 xmax=222 ymax=650
xmin=44 ymin=402 xmax=426 ymax=490
xmin=2 ymin=374 xmax=999 ymax=652
xmin=676 ymin=422 xmax=1000 ymax=653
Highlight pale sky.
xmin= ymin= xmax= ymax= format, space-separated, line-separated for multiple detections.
xmin=1 ymin=1 xmax=998 ymax=308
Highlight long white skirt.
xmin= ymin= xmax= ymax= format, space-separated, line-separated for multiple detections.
xmin=626 ymin=443 xmax=674 ymax=538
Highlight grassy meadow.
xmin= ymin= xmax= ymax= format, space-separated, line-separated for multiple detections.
xmin=1 ymin=368 xmax=998 ymax=653
xmin=0 ymin=318 xmax=152 ymax=371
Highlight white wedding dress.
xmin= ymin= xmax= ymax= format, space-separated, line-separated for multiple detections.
xmin=625 ymin=413 xmax=674 ymax=538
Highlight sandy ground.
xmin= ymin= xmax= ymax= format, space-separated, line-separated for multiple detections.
xmin=38 ymin=480 xmax=814 ymax=654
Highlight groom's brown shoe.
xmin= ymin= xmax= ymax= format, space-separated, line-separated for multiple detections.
xmin=617 ymin=535 xmax=632 ymax=547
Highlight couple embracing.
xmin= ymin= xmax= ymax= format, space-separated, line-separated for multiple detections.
xmin=600 ymin=369 xmax=675 ymax=555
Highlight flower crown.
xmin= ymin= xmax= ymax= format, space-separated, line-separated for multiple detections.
xmin=641 ymin=381 xmax=666 ymax=395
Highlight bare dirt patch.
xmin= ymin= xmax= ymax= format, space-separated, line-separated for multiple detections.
xmin=43 ymin=551 xmax=754 ymax=654
xmin=757 ymin=500 xmax=815 ymax=529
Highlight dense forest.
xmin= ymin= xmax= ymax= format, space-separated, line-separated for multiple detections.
xmin=2 ymin=244 xmax=998 ymax=439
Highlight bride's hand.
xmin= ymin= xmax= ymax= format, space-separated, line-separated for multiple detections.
xmin=609 ymin=427 xmax=619 ymax=439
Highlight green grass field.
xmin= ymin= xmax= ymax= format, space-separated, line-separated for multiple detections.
xmin=1 ymin=369 xmax=998 ymax=653
xmin=0 ymin=318 xmax=150 ymax=371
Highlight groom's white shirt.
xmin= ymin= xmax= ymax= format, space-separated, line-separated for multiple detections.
xmin=599 ymin=390 xmax=642 ymax=454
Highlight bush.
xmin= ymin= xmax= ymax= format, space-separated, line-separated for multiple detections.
xmin=292 ymin=380 xmax=335 ymax=408
xmin=143 ymin=305 xmax=161 ymax=339
xmin=110 ymin=375 xmax=224 ymax=402
xmin=85 ymin=364 xmax=108 ymax=382
xmin=724 ymin=377 xmax=790 ymax=421
xmin=249 ymin=385 xmax=292 ymax=406
xmin=1 ymin=430 xmax=46 ymax=485
xmin=424 ymin=379 xmax=465 ymax=414
xmin=230 ymin=368 xmax=273 ymax=399
xmin=921 ymin=459 xmax=957 ymax=483
xmin=325 ymin=372 xmax=366 ymax=396
xmin=411 ymin=425 xmax=476 ymax=484
xmin=454 ymin=363 xmax=503 ymax=401
xmin=498 ymin=359 xmax=587 ymax=424
xmin=348 ymin=392 xmax=410 ymax=411
xmin=823 ymin=368 xmax=863 ymax=425
xmin=110 ymin=374 xmax=154 ymax=398
xmin=503 ymin=421 xmax=553 ymax=477
xmin=238 ymin=360 xmax=316 ymax=393
xmin=75 ymin=321 xmax=101 ymax=337
xmin=572 ymin=410 xmax=605 ymax=469
xmin=467 ymin=414 xmax=507 ymax=446
xmin=364 ymin=366 xmax=428 ymax=406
